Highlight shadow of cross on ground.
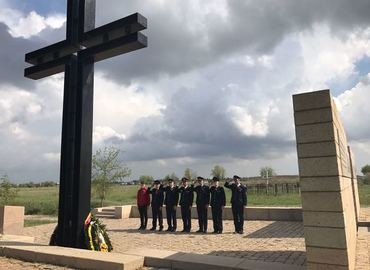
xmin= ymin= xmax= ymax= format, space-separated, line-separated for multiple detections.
xmin=246 ymin=221 xmax=304 ymax=238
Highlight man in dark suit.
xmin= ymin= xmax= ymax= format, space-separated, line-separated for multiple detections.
xmin=210 ymin=177 xmax=226 ymax=234
xmin=163 ymin=178 xmax=179 ymax=232
xmin=149 ymin=180 xmax=164 ymax=231
xmin=224 ymin=175 xmax=247 ymax=234
xmin=178 ymin=177 xmax=194 ymax=233
xmin=192 ymin=176 xmax=210 ymax=233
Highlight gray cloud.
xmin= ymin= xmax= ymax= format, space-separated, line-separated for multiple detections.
xmin=94 ymin=0 xmax=370 ymax=84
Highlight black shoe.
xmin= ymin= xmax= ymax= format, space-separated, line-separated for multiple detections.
xmin=238 ymin=230 xmax=244 ymax=234
xmin=186 ymin=229 xmax=191 ymax=233
xmin=159 ymin=226 xmax=164 ymax=231
xmin=196 ymin=229 xmax=202 ymax=233
xmin=171 ymin=228 xmax=176 ymax=232
xmin=212 ymin=231 xmax=218 ymax=234
xmin=203 ymin=230 xmax=207 ymax=234
xmin=150 ymin=227 xmax=156 ymax=231
xmin=166 ymin=227 xmax=172 ymax=232
xmin=138 ymin=226 xmax=143 ymax=230
xmin=181 ymin=229 xmax=186 ymax=233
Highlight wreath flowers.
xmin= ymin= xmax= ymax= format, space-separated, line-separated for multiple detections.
xmin=84 ymin=213 xmax=113 ymax=252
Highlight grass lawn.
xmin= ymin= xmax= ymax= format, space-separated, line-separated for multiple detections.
xmin=8 ymin=183 xmax=370 ymax=216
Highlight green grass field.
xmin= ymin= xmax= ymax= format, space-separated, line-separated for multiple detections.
xmin=9 ymin=184 xmax=370 ymax=216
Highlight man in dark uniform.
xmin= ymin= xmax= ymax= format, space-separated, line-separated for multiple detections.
xmin=225 ymin=175 xmax=247 ymax=234
xmin=192 ymin=176 xmax=210 ymax=233
xmin=178 ymin=177 xmax=194 ymax=233
xmin=163 ymin=178 xmax=179 ymax=232
xmin=149 ymin=180 xmax=164 ymax=231
xmin=210 ymin=177 xmax=226 ymax=234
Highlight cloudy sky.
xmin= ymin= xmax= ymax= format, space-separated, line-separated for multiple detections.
xmin=0 ymin=0 xmax=370 ymax=183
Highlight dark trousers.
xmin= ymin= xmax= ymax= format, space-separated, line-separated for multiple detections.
xmin=211 ymin=206 xmax=223 ymax=232
xmin=138 ymin=206 xmax=148 ymax=228
xmin=181 ymin=205 xmax=191 ymax=231
xmin=166 ymin=205 xmax=177 ymax=230
xmin=196 ymin=204 xmax=208 ymax=232
xmin=152 ymin=206 xmax=163 ymax=228
xmin=232 ymin=204 xmax=244 ymax=232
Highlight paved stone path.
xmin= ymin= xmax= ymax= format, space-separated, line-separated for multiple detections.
xmin=22 ymin=218 xmax=307 ymax=266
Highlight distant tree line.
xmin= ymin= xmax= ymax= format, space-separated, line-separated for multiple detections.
xmin=18 ymin=181 xmax=58 ymax=188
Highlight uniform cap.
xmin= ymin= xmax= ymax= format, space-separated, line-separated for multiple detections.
xmin=212 ymin=177 xmax=219 ymax=182
xmin=154 ymin=180 xmax=161 ymax=185
xmin=181 ymin=177 xmax=189 ymax=182
xmin=197 ymin=176 xmax=204 ymax=181
xmin=233 ymin=175 xmax=241 ymax=180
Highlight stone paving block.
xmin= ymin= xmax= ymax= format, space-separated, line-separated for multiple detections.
xmin=297 ymin=141 xmax=338 ymax=158
xmin=306 ymin=262 xmax=348 ymax=270
xmin=236 ymin=258 xmax=305 ymax=270
xmin=293 ymin=89 xmax=331 ymax=112
xmin=124 ymin=248 xmax=184 ymax=269
xmin=171 ymin=253 xmax=244 ymax=270
xmin=294 ymin=107 xmax=333 ymax=126
xmin=306 ymin=247 xmax=348 ymax=265
xmin=0 ymin=206 xmax=25 ymax=235
xmin=295 ymin=122 xmax=336 ymax=144
xmin=303 ymin=211 xmax=345 ymax=228
xmin=300 ymin=177 xmax=341 ymax=192
xmin=301 ymin=192 xmax=343 ymax=212
xmin=0 ymin=243 xmax=144 ymax=270
xmin=298 ymin=156 xmax=339 ymax=177
xmin=304 ymin=227 xmax=347 ymax=249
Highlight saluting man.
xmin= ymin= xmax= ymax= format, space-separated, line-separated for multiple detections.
xmin=149 ymin=180 xmax=164 ymax=231
xmin=192 ymin=176 xmax=210 ymax=233
xmin=178 ymin=177 xmax=194 ymax=233
xmin=210 ymin=177 xmax=226 ymax=234
xmin=225 ymin=175 xmax=247 ymax=234
xmin=163 ymin=178 xmax=179 ymax=232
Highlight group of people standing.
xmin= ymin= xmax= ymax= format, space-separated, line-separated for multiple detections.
xmin=136 ymin=175 xmax=247 ymax=234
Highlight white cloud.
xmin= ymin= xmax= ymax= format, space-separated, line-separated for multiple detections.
xmin=0 ymin=8 xmax=65 ymax=38
xmin=94 ymin=73 xmax=165 ymax=136
xmin=298 ymin=24 xmax=370 ymax=90
xmin=228 ymin=105 xmax=269 ymax=137
xmin=93 ymin=126 xmax=126 ymax=145
xmin=336 ymin=73 xmax=370 ymax=141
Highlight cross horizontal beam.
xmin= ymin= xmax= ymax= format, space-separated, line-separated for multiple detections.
xmin=25 ymin=13 xmax=147 ymax=70
xmin=25 ymin=32 xmax=147 ymax=80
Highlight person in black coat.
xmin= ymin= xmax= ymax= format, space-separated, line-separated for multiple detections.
xmin=224 ymin=175 xmax=247 ymax=234
xmin=163 ymin=178 xmax=179 ymax=232
xmin=178 ymin=177 xmax=194 ymax=233
xmin=149 ymin=180 xmax=164 ymax=231
xmin=210 ymin=177 xmax=226 ymax=234
xmin=192 ymin=176 xmax=210 ymax=233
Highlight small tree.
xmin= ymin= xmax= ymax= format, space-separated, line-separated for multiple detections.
xmin=184 ymin=168 xmax=197 ymax=181
xmin=260 ymin=166 xmax=276 ymax=178
xmin=139 ymin=175 xmax=154 ymax=184
xmin=211 ymin=165 xmax=226 ymax=180
xmin=361 ymin=165 xmax=370 ymax=176
xmin=92 ymin=147 xmax=131 ymax=207
xmin=0 ymin=175 xmax=18 ymax=205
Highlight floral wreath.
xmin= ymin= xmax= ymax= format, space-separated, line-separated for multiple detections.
xmin=84 ymin=213 xmax=113 ymax=252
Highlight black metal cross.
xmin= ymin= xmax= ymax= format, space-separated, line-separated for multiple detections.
xmin=24 ymin=0 xmax=147 ymax=248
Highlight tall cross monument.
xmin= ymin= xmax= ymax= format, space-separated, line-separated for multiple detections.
xmin=24 ymin=0 xmax=147 ymax=248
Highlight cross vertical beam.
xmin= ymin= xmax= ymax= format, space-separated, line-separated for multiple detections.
xmin=24 ymin=0 xmax=147 ymax=248
xmin=57 ymin=0 xmax=95 ymax=248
